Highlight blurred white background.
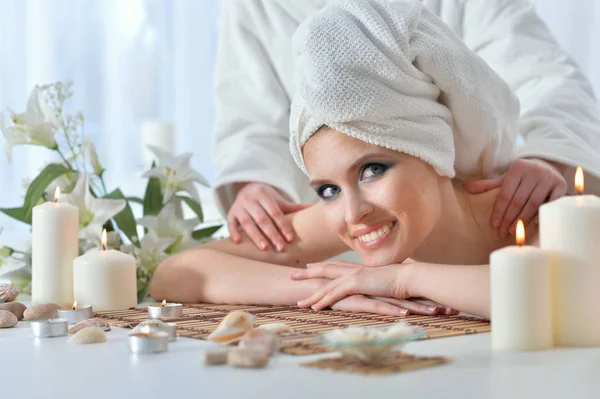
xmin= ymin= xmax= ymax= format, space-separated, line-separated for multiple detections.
xmin=0 ymin=0 xmax=599 ymax=241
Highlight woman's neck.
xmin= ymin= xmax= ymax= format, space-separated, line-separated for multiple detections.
xmin=411 ymin=180 xmax=517 ymax=265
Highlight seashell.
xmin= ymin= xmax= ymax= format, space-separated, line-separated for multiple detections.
xmin=68 ymin=318 xmax=111 ymax=334
xmin=239 ymin=329 xmax=280 ymax=356
xmin=68 ymin=327 xmax=107 ymax=344
xmin=0 ymin=310 xmax=18 ymax=328
xmin=227 ymin=348 xmax=270 ymax=368
xmin=203 ymin=349 xmax=230 ymax=365
xmin=24 ymin=303 xmax=59 ymax=320
xmin=207 ymin=311 xmax=255 ymax=344
xmin=256 ymin=323 xmax=295 ymax=335
xmin=0 ymin=302 xmax=27 ymax=320
xmin=0 ymin=283 xmax=19 ymax=303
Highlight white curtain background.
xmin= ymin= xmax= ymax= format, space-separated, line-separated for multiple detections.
xmin=0 ymin=0 xmax=221 ymax=243
xmin=0 ymin=0 xmax=599 ymax=242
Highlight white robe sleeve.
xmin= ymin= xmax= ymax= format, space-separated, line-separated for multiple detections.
xmin=463 ymin=0 xmax=600 ymax=194
xmin=211 ymin=0 xmax=311 ymax=216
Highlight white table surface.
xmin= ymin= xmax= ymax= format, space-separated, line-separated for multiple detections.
xmin=2 ymin=319 xmax=600 ymax=399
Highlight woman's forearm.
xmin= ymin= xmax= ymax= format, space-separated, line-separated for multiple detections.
xmin=150 ymin=249 xmax=325 ymax=305
xmin=406 ymin=263 xmax=490 ymax=319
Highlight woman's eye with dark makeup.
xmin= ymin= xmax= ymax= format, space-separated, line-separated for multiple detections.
xmin=360 ymin=162 xmax=389 ymax=181
xmin=317 ymin=184 xmax=341 ymax=200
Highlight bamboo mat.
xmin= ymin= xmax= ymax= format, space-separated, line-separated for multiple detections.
xmin=94 ymin=303 xmax=490 ymax=355
xmin=301 ymin=353 xmax=451 ymax=376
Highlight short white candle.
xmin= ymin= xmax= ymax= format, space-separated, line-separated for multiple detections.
xmin=31 ymin=187 xmax=79 ymax=305
xmin=490 ymin=220 xmax=554 ymax=351
xmin=539 ymin=167 xmax=600 ymax=346
xmin=73 ymin=229 xmax=137 ymax=311
xmin=141 ymin=120 xmax=174 ymax=167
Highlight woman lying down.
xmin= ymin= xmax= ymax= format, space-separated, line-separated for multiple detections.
xmin=150 ymin=0 xmax=542 ymax=320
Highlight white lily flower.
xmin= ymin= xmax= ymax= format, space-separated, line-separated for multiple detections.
xmin=130 ymin=231 xmax=174 ymax=273
xmin=137 ymin=201 xmax=198 ymax=253
xmin=86 ymin=138 xmax=104 ymax=176
xmin=0 ymin=86 xmax=59 ymax=161
xmin=63 ymin=173 xmax=126 ymax=241
xmin=142 ymin=145 xmax=209 ymax=204
xmin=0 ymin=245 xmax=32 ymax=294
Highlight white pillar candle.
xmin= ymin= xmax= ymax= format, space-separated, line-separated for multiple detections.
xmin=31 ymin=188 xmax=79 ymax=305
xmin=141 ymin=120 xmax=174 ymax=167
xmin=539 ymin=167 xmax=600 ymax=346
xmin=73 ymin=230 xmax=137 ymax=311
xmin=490 ymin=220 xmax=554 ymax=351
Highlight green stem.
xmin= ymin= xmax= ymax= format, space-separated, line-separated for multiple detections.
xmin=56 ymin=147 xmax=73 ymax=170
xmin=100 ymin=175 xmax=108 ymax=196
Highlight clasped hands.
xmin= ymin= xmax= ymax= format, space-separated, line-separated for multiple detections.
xmin=290 ymin=261 xmax=458 ymax=317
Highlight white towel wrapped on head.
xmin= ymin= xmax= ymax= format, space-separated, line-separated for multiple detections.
xmin=289 ymin=0 xmax=519 ymax=179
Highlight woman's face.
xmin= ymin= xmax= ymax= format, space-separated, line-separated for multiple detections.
xmin=303 ymin=128 xmax=443 ymax=266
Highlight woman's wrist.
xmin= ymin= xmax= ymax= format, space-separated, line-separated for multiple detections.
xmin=395 ymin=262 xmax=420 ymax=298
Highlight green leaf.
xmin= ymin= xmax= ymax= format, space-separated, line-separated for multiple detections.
xmin=177 ymin=195 xmax=204 ymax=223
xmin=137 ymin=280 xmax=151 ymax=303
xmin=104 ymin=189 xmax=139 ymax=245
xmin=143 ymin=177 xmax=163 ymax=216
xmin=0 ymin=206 xmax=31 ymax=224
xmin=23 ymin=163 xmax=70 ymax=221
xmin=191 ymin=225 xmax=222 ymax=240
xmin=126 ymin=196 xmax=144 ymax=205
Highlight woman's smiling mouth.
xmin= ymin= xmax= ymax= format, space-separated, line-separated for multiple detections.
xmin=353 ymin=221 xmax=397 ymax=249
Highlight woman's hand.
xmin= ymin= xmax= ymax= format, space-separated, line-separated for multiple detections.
xmin=290 ymin=261 xmax=457 ymax=315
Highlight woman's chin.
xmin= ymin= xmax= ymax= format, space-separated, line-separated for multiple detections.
xmin=359 ymin=250 xmax=404 ymax=267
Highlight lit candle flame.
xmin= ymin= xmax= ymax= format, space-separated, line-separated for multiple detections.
xmin=515 ymin=219 xmax=525 ymax=246
xmin=142 ymin=325 xmax=151 ymax=335
xmin=54 ymin=186 xmax=60 ymax=202
xmin=161 ymin=299 xmax=167 ymax=307
xmin=72 ymin=301 xmax=78 ymax=310
xmin=575 ymin=166 xmax=584 ymax=195
xmin=101 ymin=229 xmax=107 ymax=250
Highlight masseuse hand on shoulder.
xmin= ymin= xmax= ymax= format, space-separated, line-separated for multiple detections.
xmin=290 ymin=261 xmax=458 ymax=316
xmin=464 ymin=158 xmax=567 ymax=238
xmin=228 ymin=182 xmax=310 ymax=252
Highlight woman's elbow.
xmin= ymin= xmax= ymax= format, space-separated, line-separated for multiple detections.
xmin=149 ymin=252 xmax=205 ymax=303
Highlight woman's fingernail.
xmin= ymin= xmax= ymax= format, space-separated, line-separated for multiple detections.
xmin=297 ymin=300 xmax=304 ymax=306
xmin=306 ymin=263 xmax=314 ymax=268
xmin=260 ymin=242 xmax=268 ymax=250
xmin=399 ymin=309 xmax=410 ymax=317
xmin=286 ymin=233 xmax=294 ymax=242
xmin=276 ymin=244 xmax=284 ymax=252
xmin=427 ymin=306 xmax=439 ymax=314
xmin=290 ymin=272 xmax=299 ymax=278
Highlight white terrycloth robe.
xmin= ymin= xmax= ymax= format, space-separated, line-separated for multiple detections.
xmin=213 ymin=0 xmax=600 ymax=215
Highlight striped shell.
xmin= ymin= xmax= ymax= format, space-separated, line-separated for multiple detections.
xmin=68 ymin=318 xmax=111 ymax=334
xmin=208 ymin=311 xmax=255 ymax=344
xmin=68 ymin=327 xmax=107 ymax=344
xmin=0 ymin=283 xmax=19 ymax=303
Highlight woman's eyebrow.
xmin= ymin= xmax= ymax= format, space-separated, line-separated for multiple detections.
xmin=309 ymin=151 xmax=391 ymax=185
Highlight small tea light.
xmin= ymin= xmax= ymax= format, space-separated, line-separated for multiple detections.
xmin=31 ymin=318 xmax=69 ymax=338
xmin=133 ymin=319 xmax=177 ymax=342
xmin=128 ymin=326 xmax=169 ymax=354
xmin=57 ymin=301 xmax=93 ymax=324
xmin=148 ymin=300 xmax=183 ymax=319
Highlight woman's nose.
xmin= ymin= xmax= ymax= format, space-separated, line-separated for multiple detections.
xmin=344 ymin=193 xmax=373 ymax=224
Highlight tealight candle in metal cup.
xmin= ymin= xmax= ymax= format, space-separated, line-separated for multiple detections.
xmin=57 ymin=301 xmax=93 ymax=324
xmin=30 ymin=318 xmax=68 ymax=338
xmin=147 ymin=300 xmax=183 ymax=319
xmin=128 ymin=328 xmax=169 ymax=354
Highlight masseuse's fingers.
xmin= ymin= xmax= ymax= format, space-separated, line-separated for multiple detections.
xmin=549 ymin=182 xmax=568 ymax=202
xmin=499 ymin=177 xmax=538 ymax=238
xmin=244 ymin=201 xmax=286 ymax=252
xmin=493 ymin=173 xmax=522 ymax=232
xmin=227 ymin=214 xmax=243 ymax=244
xmin=237 ymin=205 xmax=271 ymax=251
xmin=331 ymin=295 xmax=409 ymax=317
xmin=260 ymin=196 xmax=298 ymax=244
xmin=462 ymin=177 xmax=503 ymax=194
xmin=371 ymin=296 xmax=439 ymax=315
xmin=509 ymin=183 xmax=548 ymax=235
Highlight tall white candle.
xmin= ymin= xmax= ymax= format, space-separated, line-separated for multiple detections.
xmin=539 ymin=167 xmax=600 ymax=346
xmin=141 ymin=120 xmax=174 ymax=167
xmin=73 ymin=230 xmax=137 ymax=311
xmin=31 ymin=188 xmax=79 ymax=305
xmin=490 ymin=220 xmax=554 ymax=351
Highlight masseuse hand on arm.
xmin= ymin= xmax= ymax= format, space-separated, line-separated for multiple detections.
xmin=228 ymin=182 xmax=310 ymax=252
xmin=464 ymin=158 xmax=567 ymax=238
